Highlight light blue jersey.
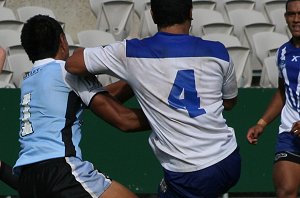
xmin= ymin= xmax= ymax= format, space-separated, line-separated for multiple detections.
xmin=14 ymin=58 xmax=105 ymax=174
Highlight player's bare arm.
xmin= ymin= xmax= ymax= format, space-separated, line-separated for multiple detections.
xmin=105 ymin=80 xmax=134 ymax=103
xmin=90 ymin=92 xmax=150 ymax=132
xmin=246 ymin=78 xmax=285 ymax=144
xmin=65 ymin=48 xmax=89 ymax=76
xmin=223 ymin=97 xmax=237 ymax=111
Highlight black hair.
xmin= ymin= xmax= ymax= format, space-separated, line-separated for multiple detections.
xmin=21 ymin=15 xmax=64 ymax=62
xmin=150 ymin=0 xmax=192 ymax=29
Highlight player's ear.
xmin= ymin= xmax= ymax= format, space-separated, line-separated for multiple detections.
xmin=189 ymin=8 xmax=193 ymax=20
xmin=150 ymin=9 xmax=157 ymax=24
xmin=60 ymin=33 xmax=69 ymax=58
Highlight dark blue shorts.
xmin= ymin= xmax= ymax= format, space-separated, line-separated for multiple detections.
xmin=275 ymin=132 xmax=300 ymax=154
xmin=274 ymin=132 xmax=300 ymax=164
xmin=158 ymin=147 xmax=241 ymax=198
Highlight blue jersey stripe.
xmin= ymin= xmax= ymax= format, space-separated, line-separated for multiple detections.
xmin=126 ymin=32 xmax=229 ymax=61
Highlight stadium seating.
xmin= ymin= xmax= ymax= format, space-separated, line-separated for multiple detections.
xmin=192 ymin=0 xmax=217 ymax=10
xmin=251 ymin=31 xmax=288 ymax=67
xmin=138 ymin=7 xmax=156 ymax=38
xmin=0 ymin=0 xmax=5 ymax=7
xmin=224 ymin=0 xmax=255 ymax=12
xmin=260 ymin=55 xmax=278 ymax=88
xmin=191 ymin=8 xmax=229 ymax=36
xmin=263 ymin=0 xmax=286 ymax=17
xmin=202 ymin=33 xmax=242 ymax=48
xmin=6 ymin=53 xmax=33 ymax=88
xmin=224 ymin=0 xmax=256 ymax=21
xmin=16 ymin=6 xmax=65 ymax=29
xmin=0 ymin=7 xmax=17 ymax=21
xmin=227 ymin=46 xmax=252 ymax=88
xmin=77 ymin=29 xmax=116 ymax=47
xmin=0 ymin=7 xmax=24 ymax=32
xmin=255 ymin=0 xmax=285 ymax=12
xmin=202 ymin=23 xmax=234 ymax=35
xmin=227 ymin=9 xmax=272 ymax=47
xmin=0 ymin=29 xmax=21 ymax=49
xmin=265 ymin=7 xmax=286 ymax=34
xmin=89 ymin=0 xmax=103 ymax=18
xmin=96 ymin=0 xmax=135 ymax=41
xmin=134 ymin=0 xmax=150 ymax=19
xmin=6 ymin=45 xmax=26 ymax=56
xmin=0 ymin=69 xmax=13 ymax=84
xmin=0 ymin=81 xmax=16 ymax=88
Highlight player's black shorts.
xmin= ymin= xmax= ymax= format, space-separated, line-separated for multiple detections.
xmin=274 ymin=151 xmax=300 ymax=164
xmin=18 ymin=157 xmax=111 ymax=198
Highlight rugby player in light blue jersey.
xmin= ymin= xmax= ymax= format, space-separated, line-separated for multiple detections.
xmin=8 ymin=15 xmax=150 ymax=198
xmin=247 ymin=0 xmax=300 ymax=197
xmin=66 ymin=0 xmax=241 ymax=197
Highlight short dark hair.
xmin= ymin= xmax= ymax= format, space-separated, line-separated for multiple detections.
xmin=21 ymin=15 xmax=64 ymax=62
xmin=151 ymin=0 xmax=192 ymax=28
xmin=286 ymin=0 xmax=300 ymax=10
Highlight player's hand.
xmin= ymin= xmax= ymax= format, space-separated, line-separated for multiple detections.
xmin=291 ymin=121 xmax=300 ymax=137
xmin=246 ymin=125 xmax=264 ymax=144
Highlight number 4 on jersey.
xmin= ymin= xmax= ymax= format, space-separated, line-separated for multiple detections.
xmin=168 ymin=70 xmax=206 ymax=118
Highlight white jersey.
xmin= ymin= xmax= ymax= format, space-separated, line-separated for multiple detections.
xmin=14 ymin=58 xmax=105 ymax=174
xmin=84 ymin=32 xmax=238 ymax=172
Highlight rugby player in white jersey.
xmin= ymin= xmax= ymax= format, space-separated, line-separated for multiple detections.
xmin=66 ymin=0 xmax=241 ymax=197
xmin=247 ymin=0 xmax=300 ymax=197
xmin=5 ymin=15 xmax=150 ymax=198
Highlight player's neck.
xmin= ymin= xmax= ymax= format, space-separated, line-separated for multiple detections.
xmin=292 ymin=37 xmax=300 ymax=48
xmin=159 ymin=21 xmax=191 ymax=35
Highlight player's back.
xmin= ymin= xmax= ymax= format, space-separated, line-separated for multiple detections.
xmin=14 ymin=59 xmax=84 ymax=173
xmin=125 ymin=32 xmax=238 ymax=172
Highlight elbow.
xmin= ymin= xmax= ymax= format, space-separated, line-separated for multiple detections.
xmin=115 ymin=121 xmax=135 ymax=132
xmin=223 ymin=97 xmax=237 ymax=111
xmin=65 ymin=47 xmax=88 ymax=76
xmin=65 ymin=59 xmax=78 ymax=74
xmin=114 ymin=114 xmax=147 ymax=132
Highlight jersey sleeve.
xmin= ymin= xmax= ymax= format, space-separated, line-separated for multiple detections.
xmin=83 ymin=42 xmax=128 ymax=80
xmin=222 ymin=58 xmax=238 ymax=99
xmin=65 ymin=72 xmax=107 ymax=106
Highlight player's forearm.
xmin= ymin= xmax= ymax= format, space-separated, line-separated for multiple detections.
xmin=120 ymin=108 xmax=151 ymax=132
xmin=105 ymin=80 xmax=134 ymax=103
xmin=261 ymin=91 xmax=284 ymax=125
xmin=223 ymin=97 xmax=237 ymax=111
xmin=90 ymin=93 xmax=150 ymax=132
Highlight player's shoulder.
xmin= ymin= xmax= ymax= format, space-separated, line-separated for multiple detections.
xmin=193 ymin=35 xmax=229 ymax=61
xmin=196 ymin=35 xmax=227 ymax=51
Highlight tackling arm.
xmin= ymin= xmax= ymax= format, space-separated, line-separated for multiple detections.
xmin=223 ymin=96 xmax=237 ymax=111
xmin=65 ymin=48 xmax=89 ymax=76
xmin=105 ymin=80 xmax=135 ymax=103
xmin=89 ymin=92 xmax=150 ymax=132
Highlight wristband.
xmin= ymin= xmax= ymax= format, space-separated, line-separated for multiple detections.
xmin=257 ymin=118 xmax=267 ymax=127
